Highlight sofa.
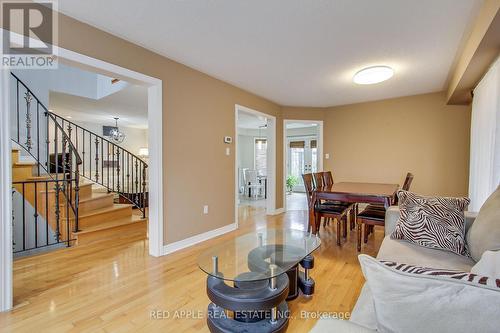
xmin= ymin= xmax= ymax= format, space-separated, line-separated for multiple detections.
xmin=311 ymin=187 xmax=500 ymax=332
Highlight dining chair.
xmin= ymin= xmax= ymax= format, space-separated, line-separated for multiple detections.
xmin=310 ymin=190 xmax=353 ymax=246
xmin=313 ymin=172 xmax=325 ymax=188
xmin=317 ymin=171 xmax=350 ymax=228
xmin=303 ymin=173 xmax=316 ymax=233
xmin=323 ymin=171 xmax=334 ymax=187
xmin=368 ymin=172 xmax=414 ymax=210
xmin=357 ymin=172 xmax=415 ymax=251
xmin=244 ymin=169 xmax=265 ymax=199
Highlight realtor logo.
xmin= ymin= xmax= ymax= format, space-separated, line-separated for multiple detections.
xmin=1 ymin=0 xmax=58 ymax=68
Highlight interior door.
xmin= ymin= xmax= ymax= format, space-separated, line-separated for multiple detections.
xmin=287 ymin=137 xmax=318 ymax=192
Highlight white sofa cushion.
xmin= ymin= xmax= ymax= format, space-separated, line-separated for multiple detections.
xmin=467 ymin=186 xmax=500 ymax=261
xmin=377 ymin=235 xmax=475 ymax=271
xmin=391 ymin=191 xmax=470 ymax=257
xmin=359 ymin=255 xmax=500 ymax=333
xmin=471 ymin=250 xmax=500 ymax=278
xmin=349 ymin=284 xmax=377 ymax=330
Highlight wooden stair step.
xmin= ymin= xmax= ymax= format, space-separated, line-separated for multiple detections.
xmin=56 ymin=192 xmax=115 ymax=214
xmin=72 ymin=215 xmax=147 ymax=245
xmin=76 ymin=204 xmax=133 ymax=228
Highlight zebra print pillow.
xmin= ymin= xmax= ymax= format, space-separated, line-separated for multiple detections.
xmin=380 ymin=260 xmax=500 ymax=289
xmin=391 ymin=190 xmax=471 ymax=257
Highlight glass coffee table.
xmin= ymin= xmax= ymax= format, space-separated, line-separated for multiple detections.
xmin=198 ymin=229 xmax=321 ymax=333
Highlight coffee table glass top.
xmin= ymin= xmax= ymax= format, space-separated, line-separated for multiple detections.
xmin=198 ymin=229 xmax=321 ymax=282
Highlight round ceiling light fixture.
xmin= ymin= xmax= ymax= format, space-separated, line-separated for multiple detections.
xmin=353 ymin=66 xmax=394 ymax=85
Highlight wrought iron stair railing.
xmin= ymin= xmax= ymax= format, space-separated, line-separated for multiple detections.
xmin=11 ymin=72 xmax=83 ymax=252
xmin=48 ymin=106 xmax=148 ymax=218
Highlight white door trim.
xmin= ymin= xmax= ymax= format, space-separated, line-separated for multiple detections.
xmin=235 ymin=105 xmax=277 ymax=227
xmin=0 ymin=41 xmax=164 ymax=312
xmin=283 ymin=119 xmax=324 ymax=212
xmin=0 ymin=69 xmax=13 ymax=312
xmin=47 ymin=47 xmax=164 ymax=258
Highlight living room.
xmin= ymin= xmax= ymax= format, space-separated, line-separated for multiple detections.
xmin=0 ymin=1 xmax=499 ymax=332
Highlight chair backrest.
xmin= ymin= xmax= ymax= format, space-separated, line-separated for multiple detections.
xmin=313 ymin=172 xmax=324 ymax=188
xmin=323 ymin=171 xmax=334 ymax=187
xmin=402 ymin=172 xmax=414 ymax=191
xmin=244 ymin=169 xmax=258 ymax=184
xmin=303 ymin=173 xmax=314 ymax=195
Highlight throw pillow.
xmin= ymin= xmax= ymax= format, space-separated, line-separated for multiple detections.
xmin=466 ymin=186 xmax=500 ymax=261
xmin=391 ymin=190 xmax=470 ymax=257
xmin=359 ymin=255 xmax=500 ymax=333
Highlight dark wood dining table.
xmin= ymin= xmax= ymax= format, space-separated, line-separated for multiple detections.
xmin=310 ymin=182 xmax=399 ymax=238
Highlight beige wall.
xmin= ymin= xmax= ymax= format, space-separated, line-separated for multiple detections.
xmin=324 ymin=92 xmax=471 ymax=196
xmin=56 ymin=14 xmax=282 ymax=244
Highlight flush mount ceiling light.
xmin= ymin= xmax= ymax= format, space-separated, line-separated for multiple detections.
xmin=353 ymin=66 xmax=394 ymax=85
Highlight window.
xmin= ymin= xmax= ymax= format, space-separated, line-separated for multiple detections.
xmin=254 ymin=138 xmax=267 ymax=176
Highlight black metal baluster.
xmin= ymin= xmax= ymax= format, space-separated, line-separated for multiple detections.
xmin=54 ymin=182 xmax=60 ymax=244
xmin=131 ymin=155 xmax=134 ymax=202
xmin=127 ymin=153 xmax=130 ymax=203
xmin=36 ymin=102 xmax=40 ymax=175
xmin=95 ymin=136 xmax=99 ymax=182
xmin=24 ymin=91 xmax=33 ymax=151
xmin=89 ymin=133 xmax=92 ymax=181
xmin=65 ymin=179 xmax=70 ymax=247
xmin=16 ymin=80 xmax=20 ymax=142
xmin=142 ymin=163 xmax=148 ymax=218
xmin=116 ymin=148 xmax=121 ymax=193
xmin=22 ymin=183 xmax=26 ymax=251
xmin=107 ymin=142 xmax=110 ymax=190
xmin=112 ymin=145 xmax=115 ymax=191
xmin=62 ymin=134 xmax=67 ymax=193
xmin=34 ymin=182 xmax=38 ymax=247
xmin=121 ymin=148 xmax=124 ymax=195
xmin=82 ymin=132 xmax=85 ymax=176
xmin=45 ymin=111 xmax=50 ymax=172
xmin=134 ymin=158 xmax=139 ymax=206
xmin=74 ymin=162 xmax=80 ymax=232
xmin=101 ymin=137 xmax=104 ymax=186
xmin=45 ymin=181 xmax=49 ymax=246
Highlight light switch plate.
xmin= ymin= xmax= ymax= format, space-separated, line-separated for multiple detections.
xmin=225 ymin=147 xmax=230 ymax=156
xmin=203 ymin=205 xmax=209 ymax=214
xmin=325 ymin=153 xmax=330 ymax=159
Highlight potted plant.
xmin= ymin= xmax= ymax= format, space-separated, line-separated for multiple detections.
xmin=286 ymin=175 xmax=299 ymax=194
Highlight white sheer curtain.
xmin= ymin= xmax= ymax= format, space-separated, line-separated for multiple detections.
xmin=469 ymin=56 xmax=500 ymax=211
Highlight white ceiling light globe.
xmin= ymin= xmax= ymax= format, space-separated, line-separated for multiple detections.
xmin=353 ymin=66 xmax=394 ymax=85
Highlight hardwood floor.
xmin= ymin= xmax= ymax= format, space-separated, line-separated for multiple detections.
xmin=0 ymin=206 xmax=383 ymax=332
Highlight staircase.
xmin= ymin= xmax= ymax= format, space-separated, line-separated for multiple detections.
xmin=10 ymin=72 xmax=148 ymax=255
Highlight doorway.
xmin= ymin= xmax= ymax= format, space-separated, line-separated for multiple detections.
xmin=0 ymin=42 xmax=163 ymax=311
xmin=284 ymin=120 xmax=323 ymax=211
xmin=235 ymin=105 xmax=276 ymax=225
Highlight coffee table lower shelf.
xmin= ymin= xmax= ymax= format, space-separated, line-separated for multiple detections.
xmin=206 ymin=255 xmax=316 ymax=333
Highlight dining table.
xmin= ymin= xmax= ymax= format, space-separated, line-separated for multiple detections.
xmin=310 ymin=181 xmax=399 ymax=242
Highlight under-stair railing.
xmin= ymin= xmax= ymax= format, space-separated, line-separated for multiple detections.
xmin=10 ymin=72 xmax=83 ymax=252
xmin=49 ymin=112 xmax=148 ymax=218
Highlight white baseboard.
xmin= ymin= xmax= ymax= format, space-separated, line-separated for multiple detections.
xmin=268 ymin=208 xmax=285 ymax=215
xmin=162 ymin=223 xmax=237 ymax=255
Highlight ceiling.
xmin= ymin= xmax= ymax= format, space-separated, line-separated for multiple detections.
xmin=49 ymin=84 xmax=149 ymax=129
xmin=237 ymin=110 xmax=267 ymax=129
xmin=58 ymin=0 xmax=482 ymax=107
